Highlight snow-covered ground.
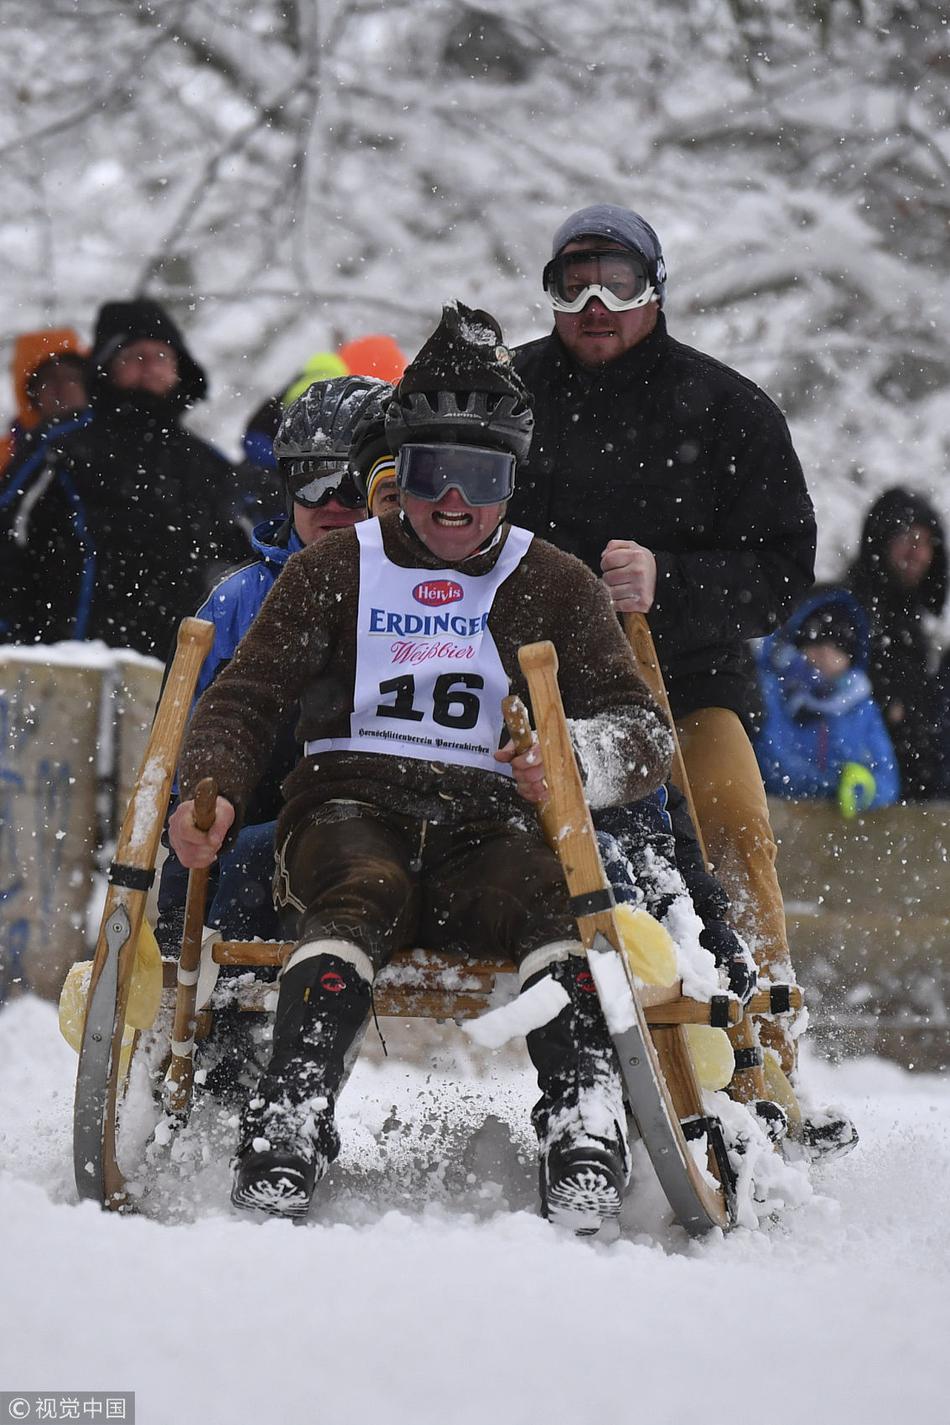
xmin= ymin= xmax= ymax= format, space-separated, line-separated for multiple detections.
xmin=1 ymin=995 xmax=947 ymax=1425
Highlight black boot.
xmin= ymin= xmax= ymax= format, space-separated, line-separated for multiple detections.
xmin=231 ymin=1109 xmax=338 ymax=1218
xmin=795 ymin=1107 xmax=859 ymax=1163
xmin=231 ymin=948 xmax=371 ymax=1217
xmin=731 ymin=1099 xmax=789 ymax=1158
xmin=525 ymin=955 xmax=630 ymax=1235
xmin=753 ymin=1099 xmax=789 ymax=1146
xmin=780 ymin=1071 xmax=859 ymax=1164
xmin=198 ymin=994 xmax=270 ymax=1106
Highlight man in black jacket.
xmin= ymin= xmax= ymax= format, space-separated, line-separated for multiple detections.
xmin=0 ymin=299 xmax=248 ymax=657
xmin=510 ymin=204 xmax=817 ymax=1076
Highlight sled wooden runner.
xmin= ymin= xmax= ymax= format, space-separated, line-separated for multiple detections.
xmin=624 ymin=613 xmax=769 ymax=1105
xmin=73 ymin=617 xmax=215 ymax=1207
xmin=515 ymin=639 xmax=736 ymax=1234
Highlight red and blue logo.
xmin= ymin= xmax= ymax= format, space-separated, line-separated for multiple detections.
xmin=412 ymin=579 xmax=463 ymax=607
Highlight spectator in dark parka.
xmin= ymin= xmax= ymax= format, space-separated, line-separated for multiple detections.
xmin=0 ymin=299 xmax=248 ymax=656
xmin=936 ymin=649 xmax=950 ymax=799
xmin=847 ymin=487 xmax=946 ymax=800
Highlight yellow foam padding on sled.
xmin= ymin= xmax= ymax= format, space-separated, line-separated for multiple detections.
xmin=58 ymin=962 xmax=135 ymax=1078
xmin=763 ymin=1049 xmax=803 ymax=1132
xmin=58 ymin=918 xmax=163 ymax=1059
xmin=124 ymin=918 xmax=163 ymax=1030
xmin=614 ymin=902 xmax=678 ymax=987
xmin=59 ymin=960 xmax=93 ymax=1053
xmin=683 ymin=1024 xmax=735 ymax=1091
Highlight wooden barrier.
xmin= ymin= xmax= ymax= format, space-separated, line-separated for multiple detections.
xmin=769 ymin=798 xmax=950 ymax=1070
xmin=0 ymin=647 xmax=163 ymax=1004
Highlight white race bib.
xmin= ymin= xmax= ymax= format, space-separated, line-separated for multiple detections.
xmin=305 ymin=520 xmax=533 ymax=776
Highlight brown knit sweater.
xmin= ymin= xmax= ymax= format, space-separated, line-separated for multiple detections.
xmin=179 ymin=512 xmax=672 ymax=847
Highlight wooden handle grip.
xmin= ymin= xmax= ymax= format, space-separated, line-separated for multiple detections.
xmin=517 ymin=639 xmax=558 ymax=678
xmin=193 ymin=777 xmax=218 ymax=834
xmin=502 ymin=693 xmax=559 ymax=848
xmin=622 ymin=612 xmax=710 ymax=869
xmin=502 ymin=695 xmax=535 ymax=755
xmin=178 ymin=616 xmax=216 ymax=656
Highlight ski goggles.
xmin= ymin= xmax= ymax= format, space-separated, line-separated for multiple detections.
xmin=288 ymin=460 xmax=366 ymax=509
xmin=542 ymin=248 xmax=656 ymax=313
xmin=396 ymin=443 xmax=516 ymax=506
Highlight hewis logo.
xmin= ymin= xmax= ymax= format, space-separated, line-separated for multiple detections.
xmin=412 ymin=579 xmax=463 ymax=607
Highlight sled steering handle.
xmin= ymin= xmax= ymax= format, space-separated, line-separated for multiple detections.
xmin=502 ymin=694 xmax=535 ymax=755
xmin=623 ymin=613 xmax=769 ymax=1102
xmin=180 ymin=774 xmax=217 ymax=977
xmin=502 ymin=692 xmax=559 ymax=848
xmin=192 ymin=776 xmax=218 ymax=835
xmin=623 ymin=613 xmax=708 ymax=867
xmin=165 ymin=775 xmax=218 ymax=1115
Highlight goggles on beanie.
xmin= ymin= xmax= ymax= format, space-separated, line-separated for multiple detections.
xmin=288 ymin=460 xmax=366 ymax=509
xmin=542 ymin=248 xmax=656 ymax=313
xmin=396 ymin=443 xmax=516 ymax=507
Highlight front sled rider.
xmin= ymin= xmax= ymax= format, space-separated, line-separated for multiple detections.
xmin=169 ymin=302 xmax=673 ymax=1232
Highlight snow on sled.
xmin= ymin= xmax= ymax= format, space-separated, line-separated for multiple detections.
xmin=70 ymin=617 xmax=803 ymax=1234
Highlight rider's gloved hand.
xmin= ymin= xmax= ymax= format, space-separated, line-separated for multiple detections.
xmin=837 ymin=762 xmax=876 ymax=820
xmin=700 ymin=919 xmax=758 ymax=1005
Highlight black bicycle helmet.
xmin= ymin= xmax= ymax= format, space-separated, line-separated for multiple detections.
xmin=384 ymin=302 xmax=534 ymax=462
xmin=274 ymin=374 xmax=392 ymax=471
xmin=274 ymin=375 xmax=392 ymax=512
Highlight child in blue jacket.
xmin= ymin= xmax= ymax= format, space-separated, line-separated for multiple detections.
xmin=755 ymin=585 xmax=900 ymax=815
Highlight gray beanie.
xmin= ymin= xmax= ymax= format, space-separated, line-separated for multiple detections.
xmin=550 ymin=204 xmax=667 ymax=305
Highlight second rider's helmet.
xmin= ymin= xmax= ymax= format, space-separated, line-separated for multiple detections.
xmin=274 ymin=375 xmax=392 ymax=513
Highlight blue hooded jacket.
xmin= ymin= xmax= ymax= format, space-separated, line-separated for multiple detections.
xmin=185 ymin=515 xmax=304 ymax=822
xmin=754 ymin=585 xmax=899 ymax=807
xmin=157 ymin=516 xmax=299 ymax=948
xmin=192 ymin=515 xmax=300 ymax=699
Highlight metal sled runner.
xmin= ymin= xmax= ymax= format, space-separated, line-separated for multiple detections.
xmin=73 ymin=618 xmax=802 ymax=1231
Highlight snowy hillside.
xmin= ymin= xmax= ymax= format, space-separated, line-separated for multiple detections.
xmin=1 ymin=996 xmax=948 ymax=1425
xmin=3 ymin=1 xmax=950 ymax=592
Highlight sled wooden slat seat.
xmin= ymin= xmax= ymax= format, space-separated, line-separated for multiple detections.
xmin=162 ymin=942 xmax=803 ymax=1027
xmin=190 ymin=940 xmax=799 ymax=1026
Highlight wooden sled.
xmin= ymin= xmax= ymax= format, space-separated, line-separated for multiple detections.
xmin=73 ymin=619 xmax=802 ymax=1232
xmin=73 ymin=617 xmax=215 ymax=1206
